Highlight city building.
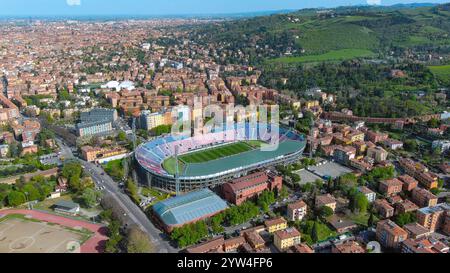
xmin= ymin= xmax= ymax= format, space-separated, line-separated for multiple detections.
xmin=333 ymin=146 xmax=356 ymax=164
xmin=395 ymin=200 xmax=419 ymax=215
xmin=431 ymin=140 xmax=450 ymax=153
xmin=402 ymin=237 xmax=449 ymax=253
xmin=331 ymin=240 xmax=365 ymax=253
xmin=265 ymin=217 xmax=288 ymax=233
xmin=403 ymin=223 xmax=431 ymax=239
xmin=315 ymin=194 xmax=337 ymax=212
xmin=366 ymin=146 xmax=388 ymax=163
xmin=411 ymin=188 xmax=438 ymax=208
xmin=374 ymin=199 xmax=395 ymax=218
xmin=139 ymin=110 xmax=166 ymax=131
xmin=77 ymin=120 xmax=113 ymax=138
xmin=416 ymin=203 xmax=450 ymax=233
xmin=81 ymin=146 xmax=128 ymax=163
xmin=379 ymin=178 xmax=403 ymax=197
xmin=287 ymin=200 xmax=308 ymax=222
xmin=273 ymin=228 xmax=302 ymax=252
xmin=397 ymin=175 xmax=418 ymax=192
xmin=151 ymin=188 xmax=229 ymax=233
xmin=358 ymin=186 xmax=376 ymax=203
xmin=77 ymin=108 xmax=117 ymax=137
xmin=222 ymin=171 xmax=282 ymax=205
xmin=376 ymin=220 xmax=408 ymax=249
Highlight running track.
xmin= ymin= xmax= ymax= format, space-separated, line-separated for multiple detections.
xmin=0 ymin=209 xmax=108 ymax=253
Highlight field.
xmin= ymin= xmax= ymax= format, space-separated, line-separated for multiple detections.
xmin=162 ymin=141 xmax=260 ymax=175
xmin=271 ymin=49 xmax=375 ymax=64
xmin=428 ymin=65 xmax=450 ymax=84
xmin=180 ymin=142 xmax=253 ymax=163
xmin=0 ymin=214 xmax=91 ymax=253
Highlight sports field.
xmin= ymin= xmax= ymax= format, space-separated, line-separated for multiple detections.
xmin=162 ymin=141 xmax=262 ymax=175
xmin=0 ymin=214 xmax=91 ymax=253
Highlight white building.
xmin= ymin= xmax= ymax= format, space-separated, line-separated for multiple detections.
xmin=432 ymin=140 xmax=450 ymax=153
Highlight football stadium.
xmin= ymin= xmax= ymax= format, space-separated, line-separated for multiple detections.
xmin=135 ymin=123 xmax=306 ymax=192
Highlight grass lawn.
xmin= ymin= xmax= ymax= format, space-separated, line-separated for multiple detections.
xmin=103 ymin=159 xmax=124 ymax=180
xmin=270 ymin=49 xmax=375 ymax=64
xmin=141 ymin=187 xmax=172 ymax=203
xmin=162 ymin=141 xmax=255 ymax=175
xmin=428 ymin=65 xmax=450 ymax=84
xmin=33 ymin=194 xmax=74 ymax=212
xmin=179 ymin=142 xmax=253 ymax=163
xmin=346 ymin=212 xmax=378 ymax=227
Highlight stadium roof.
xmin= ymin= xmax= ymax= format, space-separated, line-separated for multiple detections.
xmin=152 ymin=188 xmax=229 ymax=227
xmin=181 ymin=140 xmax=305 ymax=178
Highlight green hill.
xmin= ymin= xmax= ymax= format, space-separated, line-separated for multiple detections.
xmin=187 ymin=3 xmax=450 ymax=65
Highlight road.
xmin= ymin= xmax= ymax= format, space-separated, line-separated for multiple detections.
xmin=56 ymin=138 xmax=177 ymax=253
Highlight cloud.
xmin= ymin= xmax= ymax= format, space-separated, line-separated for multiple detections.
xmin=367 ymin=0 xmax=381 ymax=5
xmin=66 ymin=0 xmax=81 ymax=6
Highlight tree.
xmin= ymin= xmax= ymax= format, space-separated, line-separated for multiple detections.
xmin=404 ymin=139 xmax=418 ymax=152
xmin=394 ymin=212 xmax=416 ymax=227
xmin=117 ymin=131 xmax=127 ymax=142
xmin=318 ymin=206 xmax=334 ymax=218
xmin=210 ymin=214 xmax=225 ymax=234
xmin=126 ymin=226 xmax=153 ymax=253
xmin=352 ymin=192 xmax=369 ymax=214
xmin=368 ymin=211 xmax=375 ymax=227
xmin=7 ymin=191 xmax=26 ymax=207
xmin=81 ymin=188 xmax=102 ymax=208
xmin=311 ymin=221 xmax=319 ymax=243
xmin=21 ymin=184 xmax=42 ymax=202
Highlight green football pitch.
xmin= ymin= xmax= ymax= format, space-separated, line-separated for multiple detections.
xmin=162 ymin=141 xmax=263 ymax=175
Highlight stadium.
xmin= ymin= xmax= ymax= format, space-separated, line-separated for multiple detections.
xmin=135 ymin=123 xmax=306 ymax=192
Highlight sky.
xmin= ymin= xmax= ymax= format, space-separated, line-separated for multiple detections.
xmin=0 ymin=0 xmax=448 ymax=16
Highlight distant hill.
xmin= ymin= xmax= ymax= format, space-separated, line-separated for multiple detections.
xmin=187 ymin=3 xmax=450 ymax=65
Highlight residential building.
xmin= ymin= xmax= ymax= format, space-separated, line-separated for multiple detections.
xmin=383 ymin=138 xmax=403 ymax=150
xmin=77 ymin=120 xmax=113 ymax=137
xmin=265 ymin=217 xmax=288 ymax=233
xmin=411 ymin=188 xmax=438 ymax=208
xmin=379 ymin=178 xmax=403 ymax=197
xmin=139 ymin=110 xmax=166 ymax=131
xmin=376 ymin=220 xmax=408 ymax=249
xmin=288 ymin=243 xmax=314 ymax=253
xmin=374 ymin=199 xmax=395 ymax=218
xmin=358 ymin=186 xmax=376 ymax=203
xmin=402 ymin=238 xmax=449 ymax=253
xmin=431 ymin=140 xmax=450 ymax=153
xmin=273 ymin=228 xmax=302 ymax=252
xmin=366 ymin=146 xmax=388 ymax=163
xmin=81 ymin=146 xmax=128 ymax=163
xmin=395 ymin=200 xmax=419 ymax=215
xmin=403 ymin=223 xmax=431 ymax=239
xmin=331 ymin=241 xmax=365 ymax=253
xmin=333 ymin=146 xmax=356 ymax=164
xmin=397 ymin=175 xmax=418 ymax=192
xmin=416 ymin=203 xmax=450 ymax=232
xmin=222 ymin=171 xmax=282 ymax=205
xmin=315 ymin=194 xmax=337 ymax=212
xmin=287 ymin=200 xmax=307 ymax=222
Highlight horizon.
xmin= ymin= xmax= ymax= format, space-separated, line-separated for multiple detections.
xmin=0 ymin=0 xmax=448 ymax=17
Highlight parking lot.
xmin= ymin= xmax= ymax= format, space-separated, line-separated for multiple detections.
xmin=308 ymin=161 xmax=353 ymax=179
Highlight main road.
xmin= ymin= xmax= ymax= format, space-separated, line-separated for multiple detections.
xmin=56 ymin=137 xmax=177 ymax=253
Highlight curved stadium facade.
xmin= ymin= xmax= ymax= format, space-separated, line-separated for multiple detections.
xmin=135 ymin=123 xmax=306 ymax=192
